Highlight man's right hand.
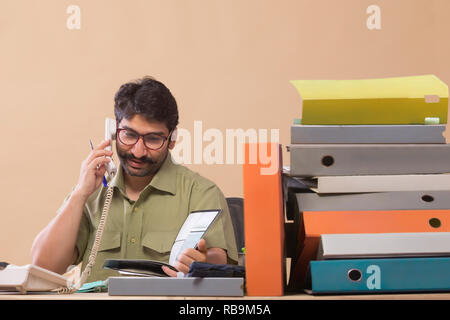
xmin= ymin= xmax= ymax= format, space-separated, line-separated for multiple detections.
xmin=73 ymin=140 xmax=113 ymax=200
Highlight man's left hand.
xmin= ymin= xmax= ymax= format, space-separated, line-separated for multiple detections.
xmin=162 ymin=239 xmax=207 ymax=277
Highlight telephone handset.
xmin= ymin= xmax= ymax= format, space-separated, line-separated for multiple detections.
xmin=104 ymin=118 xmax=117 ymax=178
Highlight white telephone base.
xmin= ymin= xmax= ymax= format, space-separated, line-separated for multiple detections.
xmin=0 ymin=264 xmax=70 ymax=294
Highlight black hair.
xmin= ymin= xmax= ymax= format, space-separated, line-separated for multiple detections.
xmin=114 ymin=76 xmax=179 ymax=132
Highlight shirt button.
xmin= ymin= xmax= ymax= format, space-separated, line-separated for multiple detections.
xmin=130 ymin=238 xmax=136 ymax=244
xmin=134 ymin=207 xmax=139 ymax=212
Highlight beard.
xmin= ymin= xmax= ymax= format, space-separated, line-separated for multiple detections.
xmin=116 ymin=145 xmax=167 ymax=177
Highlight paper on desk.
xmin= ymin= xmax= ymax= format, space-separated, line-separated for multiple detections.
xmin=169 ymin=210 xmax=220 ymax=266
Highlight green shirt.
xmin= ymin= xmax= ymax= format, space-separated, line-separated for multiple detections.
xmin=60 ymin=153 xmax=238 ymax=282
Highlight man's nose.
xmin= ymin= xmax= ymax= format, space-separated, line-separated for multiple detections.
xmin=131 ymin=137 xmax=147 ymax=158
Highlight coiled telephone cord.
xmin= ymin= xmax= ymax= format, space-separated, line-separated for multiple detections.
xmin=56 ymin=185 xmax=114 ymax=294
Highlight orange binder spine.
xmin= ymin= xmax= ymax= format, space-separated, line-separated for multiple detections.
xmin=243 ymin=143 xmax=285 ymax=296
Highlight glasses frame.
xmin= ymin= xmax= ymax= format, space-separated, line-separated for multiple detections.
xmin=116 ymin=127 xmax=171 ymax=151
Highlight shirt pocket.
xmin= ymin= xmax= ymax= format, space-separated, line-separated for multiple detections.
xmin=98 ymin=230 xmax=121 ymax=252
xmin=84 ymin=230 xmax=121 ymax=282
xmin=141 ymin=231 xmax=177 ymax=262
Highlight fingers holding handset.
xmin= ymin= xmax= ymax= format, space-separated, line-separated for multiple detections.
xmin=74 ymin=139 xmax=114 ymax=200
xmin=85 ymin=149 xmax=113 ymax=167
xmin=87 ymin=139 xmax=113 ymax=173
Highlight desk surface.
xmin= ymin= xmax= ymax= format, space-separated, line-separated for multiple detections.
xmin=1 ymin=292 xmax=450 ymax=300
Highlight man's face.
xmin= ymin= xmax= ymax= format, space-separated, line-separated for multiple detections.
xmin=115 ymin=114 xmax=174 ymax=177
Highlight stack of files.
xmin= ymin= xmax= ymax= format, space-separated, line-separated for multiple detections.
xmin=307 ymin=232 xmax=450 ymax=294
xmin=286 ymin=74 xmax=450 ymax=291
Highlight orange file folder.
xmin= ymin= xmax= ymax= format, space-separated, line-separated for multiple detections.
xmin=290 ymin=209 xmax=450 ymax=289
xmin=243 ymin=143 xmax=285 ymax=296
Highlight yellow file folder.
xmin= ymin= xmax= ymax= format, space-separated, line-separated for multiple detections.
xmin=290 ymin=75 xmax=448 ymax=125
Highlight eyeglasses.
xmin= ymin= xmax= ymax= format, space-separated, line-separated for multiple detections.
xmin=117 ymin=128 xmax=170 ymax=150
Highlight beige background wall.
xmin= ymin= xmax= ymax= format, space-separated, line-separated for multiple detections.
xmin=1 ymin=0 xmax=449 ymax=265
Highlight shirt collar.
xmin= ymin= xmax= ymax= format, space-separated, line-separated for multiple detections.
xmin=148 ymin=153 xmax=177 ymax=195
xmin=109 ymin=152 xmax=177 ymax=196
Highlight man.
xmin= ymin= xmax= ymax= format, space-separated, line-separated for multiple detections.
xmin=31 ymin=77 xmax=238 ymax=282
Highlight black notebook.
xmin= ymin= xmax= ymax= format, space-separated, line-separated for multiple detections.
xmin=103 ymin=259 xmax=177 ymax=277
